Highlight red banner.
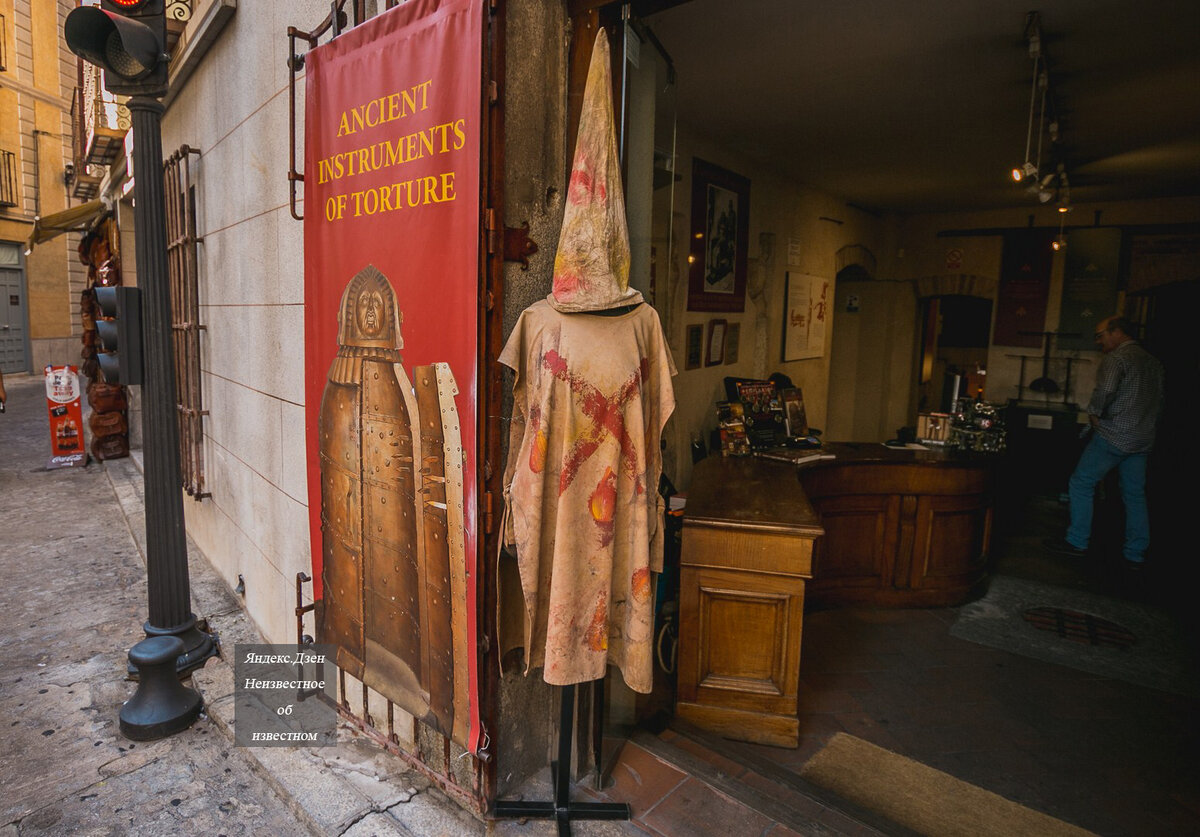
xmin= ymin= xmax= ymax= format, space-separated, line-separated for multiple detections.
xmin=45 ymin=365 xmax=86 ymax=469
xmin=303 ymin=0 xmax=483 ymax=752
xmin=993 ymin=230 xmax=1054 ymax=348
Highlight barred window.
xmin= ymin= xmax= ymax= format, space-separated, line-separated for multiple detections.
xmin=164 ymin=145 xmax=209 ymax=499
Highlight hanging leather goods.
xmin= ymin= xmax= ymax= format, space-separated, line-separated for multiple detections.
xmin=87 ymin=381 xmax=127 ymax=413
xmin=91 ymin=433 xmax=130 ymax=461
xmin=89 ymin=410 xmax=128 ymax=438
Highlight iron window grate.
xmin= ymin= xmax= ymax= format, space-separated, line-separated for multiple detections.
xmin=164 ymin=145 xmax=209 ymax=499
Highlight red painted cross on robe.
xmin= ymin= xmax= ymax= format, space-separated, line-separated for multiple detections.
xmin=542 ymin=348 xmax=649 ymax=498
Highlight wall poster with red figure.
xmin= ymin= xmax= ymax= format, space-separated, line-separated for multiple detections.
xmin=302 ymin=0 xmax=484 ymax=754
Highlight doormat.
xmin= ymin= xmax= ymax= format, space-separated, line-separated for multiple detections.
xmin=800 ymin=732 xmax=1095 ymax=837
xmin=951 ymin=576 xmax=1199 ymax=696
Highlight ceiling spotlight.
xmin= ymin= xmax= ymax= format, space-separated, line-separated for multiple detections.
xmin=1012 ymin=161 xmax=1038 ymax=183
xmin=1052 ymin=204 xmax=1070 ymax=250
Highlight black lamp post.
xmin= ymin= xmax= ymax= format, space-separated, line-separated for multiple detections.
xmin=66 ymin=1 xmax=215 ymax=739
xmin=125 ymin=92 xmax=216 ymax=673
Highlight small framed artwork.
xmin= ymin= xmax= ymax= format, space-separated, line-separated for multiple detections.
xmin=687 ymin=158 xmax=751 ymax=313
xmin=706 ymin=318 xmax=727 ymax=366
xmin=724 ymin=322 xmax=741 ymax=365
xmin=684 ymin=324 xmax=704 ymax=370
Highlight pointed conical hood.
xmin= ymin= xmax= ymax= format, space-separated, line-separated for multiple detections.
xmin=548 ymin=29 xmax=642 ymax=313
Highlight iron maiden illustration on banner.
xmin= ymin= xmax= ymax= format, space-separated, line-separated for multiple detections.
xmin=303 ymin=0 xmax=483 ymax=754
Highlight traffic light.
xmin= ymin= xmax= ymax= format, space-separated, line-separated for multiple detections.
xmin=64 ymin=1 xmax=167 ymax=97
xmin=94 ymin=286 xmax=144 ymax=386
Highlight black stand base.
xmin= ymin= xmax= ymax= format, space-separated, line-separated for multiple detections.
xmin=119 ymin=636 xmax=203 ymax=741
xmin=492 ymin=683 xmax=631 ymax=836
xmin=127 ymin=614 xmax=217 ymax=678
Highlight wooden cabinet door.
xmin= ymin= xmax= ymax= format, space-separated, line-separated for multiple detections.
xmin=807 ymin=493 xmax=899 ymax=596
xmin=908 ymin=493 xmax=992 ymax=592
xmin=677 ymin=565 xmax=803 ymax=718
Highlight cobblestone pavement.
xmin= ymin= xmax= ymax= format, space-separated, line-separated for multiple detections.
xmin=0 ymin=373 xmax=317 ymax=836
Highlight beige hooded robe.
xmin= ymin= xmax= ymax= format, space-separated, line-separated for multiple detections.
xmin=499 ymin=29 xmax=676 ymax=692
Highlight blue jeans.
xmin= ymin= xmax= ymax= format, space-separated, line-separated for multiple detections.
xmin=1066 ymin=435 xmax=1150 ymax=562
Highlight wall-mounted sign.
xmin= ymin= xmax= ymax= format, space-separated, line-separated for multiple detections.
xmin=44 ymin=365 xmax=86 ymax=469
xmin=303 ymin=0 xmax=484 ymax=754
xmin=787 ymin=237 xmax=803 ymax=267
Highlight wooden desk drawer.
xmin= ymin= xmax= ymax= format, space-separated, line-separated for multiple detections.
xmin=681 ymin=524 xmax=814 ymax=577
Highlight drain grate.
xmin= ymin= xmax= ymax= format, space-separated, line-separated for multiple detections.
xmin=1022 ymin=607 xmax=1137 ymax=648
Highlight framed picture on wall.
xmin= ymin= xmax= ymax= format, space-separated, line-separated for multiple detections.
xmin=781 ymin=272 xmax=830 ymax=361
xmin=706 ymin=318 xmax=727 ymax=366
xmin=724 ymin=322 xmax=741 ymax=364
xmin=684 ymin=324 xmax=704 ymax=370
xmin=687 ymin=158 xmax=751 ymax=312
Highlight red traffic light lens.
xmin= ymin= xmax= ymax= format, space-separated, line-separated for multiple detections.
xmin=108 ymin=0 xmax=144 ymax=6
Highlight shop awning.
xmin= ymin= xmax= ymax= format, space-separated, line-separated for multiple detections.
xmin=24 ymin=199 xmax=109 ymax=253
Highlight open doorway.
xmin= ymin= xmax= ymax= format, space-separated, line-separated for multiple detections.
xmin=917 ymin=295 xmax=993 ymax=412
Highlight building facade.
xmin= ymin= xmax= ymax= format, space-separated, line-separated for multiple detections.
xmin=0 ymin=0 xmax=88 ymax=375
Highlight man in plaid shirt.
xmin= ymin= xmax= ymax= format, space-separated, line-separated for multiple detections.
xmin=1046 ymin=316 xmax=1164 ymax=568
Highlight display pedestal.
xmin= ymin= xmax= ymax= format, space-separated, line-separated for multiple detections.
xmin=492 ymin=683 xmax=631 ymax=835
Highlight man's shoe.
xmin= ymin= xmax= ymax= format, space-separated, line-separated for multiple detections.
xmin=1123 ymin=559 xmax=1146 ymax=573
xmin=1043 ymin=537 xmax=1086 ymax=558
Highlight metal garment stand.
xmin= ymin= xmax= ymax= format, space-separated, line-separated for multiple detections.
xmin=492 ymin=683 xmax=631 ymax=835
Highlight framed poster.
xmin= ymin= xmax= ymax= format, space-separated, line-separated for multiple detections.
xmin=781 ymin=273 xmax=829 ymax=361
xmin=684 ymin=323 xmax=703 ymax=370
xmin=706 ymin=318 xmax=727 ymax=366
xmin=687 ymin=158 xmax=750 ymax=312
xmin=724 ymin=322 xmax=740 ymax=364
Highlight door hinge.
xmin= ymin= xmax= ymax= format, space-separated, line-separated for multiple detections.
xmin=503 ymin=221 xmax=538 ymax=270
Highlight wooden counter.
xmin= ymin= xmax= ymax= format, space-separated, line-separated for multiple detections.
xmin=798 ymin=442 xmax=995 ymax=608
xmin=676 ymin=456 xmax=823 ymax=747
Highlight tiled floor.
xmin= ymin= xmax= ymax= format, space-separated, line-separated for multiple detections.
xmin=584 ymin=494 xmax=1200 ymax=836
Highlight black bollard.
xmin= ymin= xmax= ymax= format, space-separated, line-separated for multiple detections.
xmin=119 ymin=636 xmax=203 ymax=741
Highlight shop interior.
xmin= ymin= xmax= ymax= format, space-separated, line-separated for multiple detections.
xmin=579 ymin=1 xmax=1200 ymax=831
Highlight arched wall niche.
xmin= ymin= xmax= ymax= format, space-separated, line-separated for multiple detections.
xmin=835 ymin=244 xmax=876 ymax=280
